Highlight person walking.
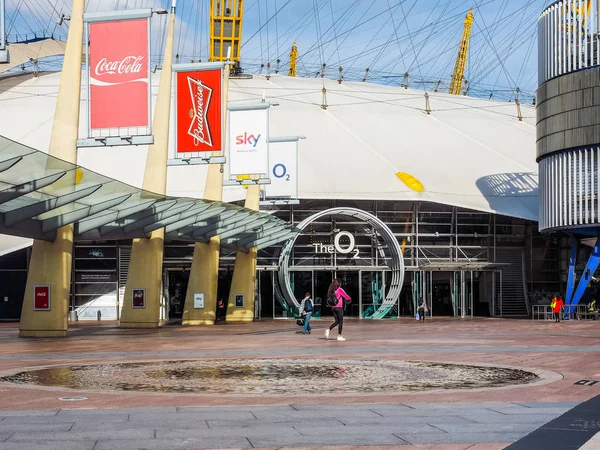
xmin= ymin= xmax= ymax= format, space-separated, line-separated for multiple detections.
xmin=553 ymin=295 xmax=565 ymax=323
xmin=324 ymin=279 xmax=351 ymax=341
xmin=299 ymin=292 xmax=313 ymax=334
xmin=418 ymin=297 xmax=429 ymax=323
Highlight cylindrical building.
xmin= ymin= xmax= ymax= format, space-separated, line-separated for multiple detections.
xmin=537 ymin=0 xmax=600 ymax=309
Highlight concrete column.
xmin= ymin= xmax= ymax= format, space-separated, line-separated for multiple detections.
xmin=226 ymin=184 xmax=260 ymax=323
xmin=19 ymin=0 xmax=85 ymax=338
xmin=182 ymin=67 xmax=230 ymax=325
xmin=120 ymin=7 xmax=176 ymax=328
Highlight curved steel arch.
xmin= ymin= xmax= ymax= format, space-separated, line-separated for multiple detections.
xmin=277 ymin=208 xmax=405 ymax=319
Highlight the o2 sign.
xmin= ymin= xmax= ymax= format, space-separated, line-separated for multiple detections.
xmin=313 ymin=231 xmax=360 ymax=259
xmin=272 ymin=163 xmax=291 ymax=181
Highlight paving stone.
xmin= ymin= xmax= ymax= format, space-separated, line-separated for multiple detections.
xmin=0 ymin=416 xmax=79 ymax=424
xmin=57 ymin=407 xmax=175 ymax=416
xmin=0 ymin=411 xmax=58 ymax=417
xmin=431 ymin=422 xmax=542 ymax=434
xmin=339 ymin=415 xmax=476 ymax=426
xmin=206 ymin=417 xmax=341 ymax=429
xmin=292 ymin=424 xmax=441 ymax=437
xmin=94 ymin=437 xmax=251 ymax=449
xmin=512 ymin=402 xmax=580 ymax=409
xmin=247 ymin=432 xmax=408 ymax=447
xmin=156 ymin=425 xmax=301 ymax=439
xmin=485 ymin=406 xmax=572 ymax=416
xmin=0 ymin=423 xmax=73 ymax=432
xmin=0 ymin=434 xmax=9 ymax=443
xmin=7 ymin=429 xmax=153 ymax=442
xmin=400 ymin=432 xmax=528 ymax=445
xmin=0 ymin=441 xmax=96 ymax=450
xmin=459 ymin=413 xmax=562 ymax=424
xmin=130 ymin=411 xmax=255 ymax=421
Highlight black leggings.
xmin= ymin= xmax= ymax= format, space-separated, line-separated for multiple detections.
xmin=329 ymin=307 xmax=344 ymax=335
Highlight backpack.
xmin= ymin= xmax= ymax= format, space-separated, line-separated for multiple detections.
xmin=304 ymin=299 xmax=313 ymax=312
xmin=326 ymin=291 xmax=339 ymax=307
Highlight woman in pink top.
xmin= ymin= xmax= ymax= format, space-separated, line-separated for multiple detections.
xmin=325 ymin=279 xmax=351 ymax=341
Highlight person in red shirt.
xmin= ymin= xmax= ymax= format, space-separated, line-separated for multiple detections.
xmin=553 ymin=296 xmax=565 ymax=323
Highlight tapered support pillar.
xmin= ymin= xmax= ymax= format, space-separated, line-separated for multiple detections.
xmin=182 ymin=67 xmax=230 ymax=325
xmin=120 ymin=6 xmax=176 ymax=328
xmin=226 ymin=184 xmax=260 ymax=323
xmin=19 ymin=0 xmax=85 ymax=338
xmin=182 ymin=166 xmax=223 ymax=325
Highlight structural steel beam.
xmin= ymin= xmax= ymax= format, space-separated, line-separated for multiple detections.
xmin=199 ymin=214 xmax=266 ymax=240
xmin=4 ymin=184 xmax=102 ymax=227
xmin=41 ymin=194 xmax=132 ymax=233
xmin=0 ymin=171 xmax=67 ymax=204
xmin=0 ymin=155 xmax=23 ymax=173
xmin=142 ymin=203 xmax=212 ymax=234
xmin=164 ymin=205 xmax=227 ymax=234
xmin=98 ymin=200 xmax=178 ymax=236
xmin=75 ymin=199 xmax=157 ymax=235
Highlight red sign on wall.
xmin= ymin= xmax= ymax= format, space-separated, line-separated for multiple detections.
xmin=132 ymin=288 xmax=145 ymax=308
xmin=33 ymin=285 xmax=50 ymax=311
xmin=176 ymin=69 xmax=222 ymax=153
xmin=89 ymin=19 xmax=149 ymax=129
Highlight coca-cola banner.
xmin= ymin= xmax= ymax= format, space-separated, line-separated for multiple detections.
xmin=176 ymin=69 xmax=223 ymax=153
xmin=89 ymin=18 xmax=149 ymax=130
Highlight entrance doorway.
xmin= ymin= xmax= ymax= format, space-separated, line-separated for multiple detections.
xmin=165 ymin=269 xmax=189 ymax=320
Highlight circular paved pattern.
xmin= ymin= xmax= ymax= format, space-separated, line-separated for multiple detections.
xmin=0 ymin=359 xmax=537 ymax=395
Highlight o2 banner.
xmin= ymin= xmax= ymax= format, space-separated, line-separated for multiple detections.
xmin=33 ymin=285 xmax=50 ymax=311
xmin=175 ymin=68 xmax=223 ymax=153
xmin=265 ymin=139 xmax=298 ymax=199
xmin=227 ymin=106 xmax=270 ymax=177
xmin=88 ymin=18 xmax=150 ymax=131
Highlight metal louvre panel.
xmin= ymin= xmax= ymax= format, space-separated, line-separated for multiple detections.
xmin=539 ymin=146 xmax=600 ymax=231
xmin=538 ymin=0 xmax=599 ymax=85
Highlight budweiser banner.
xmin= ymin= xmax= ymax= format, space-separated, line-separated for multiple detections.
xmin=265 ymin=139 xmax=298 ymax=199
xmin=176 ymin=68 xmax=223 ymax=153
xmin=88 ymin=18 xmax=150 ymax=130
xmin=227 ymin=106 xmax=270 ymax=177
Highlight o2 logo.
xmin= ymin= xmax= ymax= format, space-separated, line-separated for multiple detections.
xmin=313 ymin=231 xmax=360 ymax=259
xmin=273 ymin=163 xmax=291 ymax=181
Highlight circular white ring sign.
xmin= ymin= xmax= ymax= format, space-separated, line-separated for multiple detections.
xmin=334 ymin=231 xmax=355 ymax=254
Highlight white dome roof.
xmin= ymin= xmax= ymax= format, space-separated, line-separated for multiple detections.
xmin=0 ymin=70 xmax=538 ymax=253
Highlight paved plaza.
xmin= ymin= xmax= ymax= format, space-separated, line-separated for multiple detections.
xmin=0 ymin=318 xmax=599 ymax=449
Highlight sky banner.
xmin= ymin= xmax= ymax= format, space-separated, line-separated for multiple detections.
xmin=89 ymin=18 xmax=149 ymax=130
xmin=227 ymin=106 xmax=269 ymax=177
xmin=176 ymin=68 xmax=222 ymax=153
xmin=265 ymin=139 xmax=298 ymax=199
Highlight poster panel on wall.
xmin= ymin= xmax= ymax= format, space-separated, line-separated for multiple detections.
xmin=132 ymin=288 xmax=146 ymax=308
xmin=265 ymin=139 xmax=298 ymax=199
xmin=227 ymin=105 xmax=270 ymax=177
xmin=175 ymin=68 xmax=223 ymax=153
xmin=33 ymin=285 xmax=50 ymax=311
xmin=88 ymin=18 xmax=150 ymax=133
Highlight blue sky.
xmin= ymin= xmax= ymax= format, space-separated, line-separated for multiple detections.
xmin=4 ymin=0 xmax=552 ymax=101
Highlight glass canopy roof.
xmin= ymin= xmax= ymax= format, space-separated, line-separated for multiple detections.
xmin=0 ymin=135 xmax=297 ymax=252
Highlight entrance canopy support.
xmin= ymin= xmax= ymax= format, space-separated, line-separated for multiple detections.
xmin=566 ymin=238 xmax=600 ymax=317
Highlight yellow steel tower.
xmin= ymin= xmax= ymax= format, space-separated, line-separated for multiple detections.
xmin=449 ymin=8 xmax=474 ymax=95
xmin=289 ymin=42 xmax=298 ymax=77
xmin=210 ymin=0 xmax=244 ymax=61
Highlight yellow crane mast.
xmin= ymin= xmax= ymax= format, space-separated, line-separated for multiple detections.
xmin=449 ymin=8 xmax=474 ymax=96
xmin=209 ymin=0 xmax=244 ymax=62
xmin=289 ymin=42 xmax=298 ymax=77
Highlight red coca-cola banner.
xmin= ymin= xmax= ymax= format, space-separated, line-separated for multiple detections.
xmin=176 ymin=69 xmax=222 ymax=153
xmin=89 ymin=19 xmax=149 ymax=130
xmin=33 ymin=285 xmax=50 ymax=311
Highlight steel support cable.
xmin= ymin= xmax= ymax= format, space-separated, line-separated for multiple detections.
xmin=490 ymin=0 xmax=531 ymax=89
xmin=275 ymin=0 xmax=279 ymax=59
xmin=328 ymin=0 xmax=341 ymax=65
xmin=266 ymin=0 xmax=271 ymax=63
xmin=368 ymin=0 xmax=417 ymax=74
xmin=470 ymin=7 xmax=517 ymax=90
xmin=192 ymin=0 xmax=201 ymax=59
xmin=240 ymin=0 xmax=291 ymax=50
xmin=330 ymin=1 xmax=496 ymax=70
xmin=515 ymin=0 xmax=553 ymax=87
xmin=312 ymin=0 xmax=362 ymax=66
xmin=344 ymin=3 xmax=399 ymax=75
xmin=181 ymin=0 xmax=195 ymax=61
xmin=312 ymin=0 xmax=325 ymax=70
